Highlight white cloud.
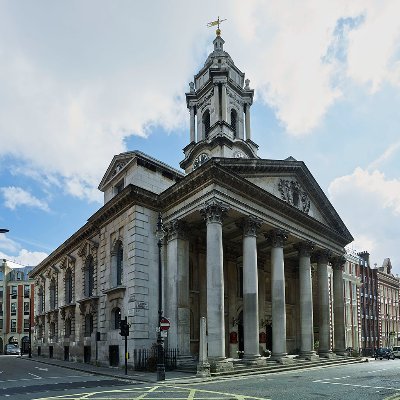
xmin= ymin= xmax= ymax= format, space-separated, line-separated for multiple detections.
xmin=329 ymin=166 xmax=400 ymax=273
xmin=0 ymin=186 xmax=50 ymax=211
xmin=0 ymin=1 xmax=400 ymax=201
xmin=346 ymin=1 xmax=400 ymax=92
xmin=0 ymin=233 xmax=20 ymax=253
xmin=368 ymin=140 xmax=400 ymax=170
xmin=0 ymin=249 xmax=48 ymax=267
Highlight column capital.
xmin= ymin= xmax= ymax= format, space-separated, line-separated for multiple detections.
xmin=165 ymin=219 xmax=187 ymax=242
xmin=237 ymin=216 xmax=262 ymax=237
xmin=264 ymin=228 xmax=288 ymax=248
xmin=313 ymin=249 xmax=332 ymax=264
xmin=293 ymin=241 xmax=315 ymax=257
xmin=331 ymin=255 xmax=346 ymax=271
xmin=200 ymin=200 xmax=229 ymax=224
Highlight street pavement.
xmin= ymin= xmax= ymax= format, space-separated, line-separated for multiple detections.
xmin=1 ymin=355 xmax=400 ymax=399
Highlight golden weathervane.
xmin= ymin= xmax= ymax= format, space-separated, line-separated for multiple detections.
xmin=207 ymin=16 xmax=227 ymax=36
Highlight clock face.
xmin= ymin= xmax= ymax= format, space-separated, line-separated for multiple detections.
xmin=193 ymin=153 xmax=209 ymax=169
xmin=233 ymin=151 xmax=246 ymax=159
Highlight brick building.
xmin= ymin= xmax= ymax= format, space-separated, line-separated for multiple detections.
xmin=0 ymin=259 xmax=34 ymax=353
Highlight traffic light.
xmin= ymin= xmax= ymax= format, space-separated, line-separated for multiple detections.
xmin=119 ymin=319 xmax=129 ymax=337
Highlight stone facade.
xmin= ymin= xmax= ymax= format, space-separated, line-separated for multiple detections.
xmin=30 ymin=32 xmax=355 ymax=370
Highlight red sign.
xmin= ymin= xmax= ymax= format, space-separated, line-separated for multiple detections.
xmin=160 ymin=317 xmax=170 ymax=331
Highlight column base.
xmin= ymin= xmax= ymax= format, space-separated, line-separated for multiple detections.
xmin=319 ymin=351 xmax=336 ymax=359
xmin=299 ymin=351 xmax=319 ymax=361
xmin=196 ymin=361 xmax=211 ymax=378
xmin=209 ymin=358 xmax=234 ymax=373
xmin=271 ymin=353 xmax=294 ymax=364
xmin=334 ymin=350 xmax=346 ymax=356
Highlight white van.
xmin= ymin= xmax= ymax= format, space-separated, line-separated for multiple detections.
xmin=392 ymin=346 xmax=400 ymax=358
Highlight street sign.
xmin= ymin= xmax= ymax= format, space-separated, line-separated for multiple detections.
xmin=161 ymin=330 xmax=168 ymax=338
xmin=160 ymin=317 xmax=170 ymax=331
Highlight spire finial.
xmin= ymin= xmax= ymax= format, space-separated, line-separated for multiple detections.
xmin=207 ymin=16 xmax=227 ymax=36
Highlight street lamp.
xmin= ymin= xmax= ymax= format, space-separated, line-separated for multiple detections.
xmin=155 ymin=212 xmax=165 ymax=381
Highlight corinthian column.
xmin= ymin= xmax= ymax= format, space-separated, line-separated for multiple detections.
xmin=238 ymin=216 xmax=263 ymax=364
xmin=294 ymin=241 xmax=318 ymax=360
xmin=265 ymin=229 xmax=291 ymax=363
xmin=315 ymin=249 xmax=334 ymax=358
xmin=332 ymin=256 xmax=346 ymax=356
xmin=165 ymin=219 xmax=190 ymax=358
xmin=200 ymin=200 xmax=232 ymax=372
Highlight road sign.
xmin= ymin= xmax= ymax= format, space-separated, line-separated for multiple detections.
xmin=160 ymin=317 xmax=170 ymax=331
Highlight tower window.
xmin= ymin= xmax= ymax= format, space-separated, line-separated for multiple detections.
xmin=202 ymin=110 xmax=211 ymax=138
xmin=231 ymin=109 xmax=238 ymax=138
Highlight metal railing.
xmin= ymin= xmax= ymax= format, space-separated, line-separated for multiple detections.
xmin=133 ymin=347 xmax=178 ymax=371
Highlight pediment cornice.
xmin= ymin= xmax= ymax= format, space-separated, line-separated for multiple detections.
xmin=160 ymin=160 xmax=353 ymax=246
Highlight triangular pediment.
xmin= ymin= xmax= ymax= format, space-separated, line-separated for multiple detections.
xmin=98 ymin=152 xmax=137 ymax=191
xmin=213 ymin=158 xmax=353 ymax=242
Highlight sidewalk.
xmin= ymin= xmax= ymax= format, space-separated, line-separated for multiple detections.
xmin=19 ymin=355 xmax=198 ymax=384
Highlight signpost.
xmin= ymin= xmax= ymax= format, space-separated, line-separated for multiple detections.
xmin=160 ymin=317 xmax=170 ymax=331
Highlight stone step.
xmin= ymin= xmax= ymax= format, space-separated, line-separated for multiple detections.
xmin=210 ymin=357 xmax=365 ymax=377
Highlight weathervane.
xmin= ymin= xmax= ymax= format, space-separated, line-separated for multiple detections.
xmin=207 ymin=16 xmax=227 ymax=36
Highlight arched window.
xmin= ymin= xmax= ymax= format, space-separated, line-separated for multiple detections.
xmin=112 ymin=307 xmax=121 ymax=330
xmin=84 ymin=256 xmax=94 ymax=297
xmin=116 ymin=242 xmax=123 ymax=286
xmin=202 ymin=110 xmax=211 ymax=139
xmin=38 ymin=287 xmax=44 ymax=313
xmin=49 ymin=278 xmax=56 ymax=310
xmin=65 ymin=318 xmax=71 ymax=337
xmin=49 ymin=322 xmax=56 ymax=339
xmin=65 ymin=268 xmax=73 ymax=304
xmin=84 ymin=314 xmax=93 ymax=337
xmin=230 ymin=109 xmax=238 ymax=138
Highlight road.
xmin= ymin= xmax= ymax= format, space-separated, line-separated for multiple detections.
xmin=1 ymin=356 xmax=400 ymax=399
xmin=0 ymin=355 xmax=133 ymax=399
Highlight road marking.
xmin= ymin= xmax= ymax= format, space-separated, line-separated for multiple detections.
xmin=28 ymin=372 xmax=42 ymax=379
xmin=34 ymin=385 xmax=270 ymax=399
xmin=314 ymin=380 xmax=400 ymax=391
xmin=35 ymin=367 xmax=49 ymax=371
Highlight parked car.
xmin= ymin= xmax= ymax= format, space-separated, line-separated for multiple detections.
xmin=374 ymin=347 xmax=395 ymax=360
xmin=4 ymin=343 xmax=21 ymax=355
xmin=392 ymin=346 xmax=400 ymax=358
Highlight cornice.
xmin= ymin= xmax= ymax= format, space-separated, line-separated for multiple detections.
xmin=160 ymin=161 xmax=352 ymax=247
xmin=31 ymin=185 xmax=159 ymax=278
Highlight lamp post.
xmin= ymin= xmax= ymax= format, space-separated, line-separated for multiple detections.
xmin=155 ymin=212 xmax=165 ymax=381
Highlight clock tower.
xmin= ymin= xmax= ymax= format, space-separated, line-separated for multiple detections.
xmin=180 ymin=30 xmax=259 ymax=173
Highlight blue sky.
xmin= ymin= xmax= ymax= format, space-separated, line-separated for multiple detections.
xmin=1 ymin=1 xmax=400 ymax=273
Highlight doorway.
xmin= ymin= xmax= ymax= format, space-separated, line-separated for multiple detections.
xmin=266 ymin=324 xmax=272 ymax=351
xmin=64 ymin=346 xmax=70 ymax=361
xmin=109 ymin=345 xmax=119 ymax=367
xmin=84 ymin=346 xmax=91 ymax=363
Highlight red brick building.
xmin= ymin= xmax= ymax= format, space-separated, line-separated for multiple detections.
xmin=0 ymin=259 xmax=34 ymax=353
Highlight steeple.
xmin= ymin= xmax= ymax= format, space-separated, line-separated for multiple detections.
xmin=180 ymin=32 xmax=258 ymax=173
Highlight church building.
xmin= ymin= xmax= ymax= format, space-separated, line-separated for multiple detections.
xmin=30 ymin=29 xmax=353 ymax=372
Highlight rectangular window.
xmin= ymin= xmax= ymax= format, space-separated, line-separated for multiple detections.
xmin=24 ymin=319 xmax=30 ymax=332
xmin=0 ymin=302 xmax=3 ymax=316
xmin=24 ymin=302 xmax=30 ymax=315
xmin=11 ymin=286 xmax=17 ymax=299
xmin=114 ymin=179 xmax=124 ymax=195
xmin=10 ymin=302 xmax=17 ymax=316
xmin=24 ymin=285 xmax=30 ymax=298
xmin=0 ymin=319 xmax=3 ymax=329
xmin=10 ymin=319 xmax=16 ymax=332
